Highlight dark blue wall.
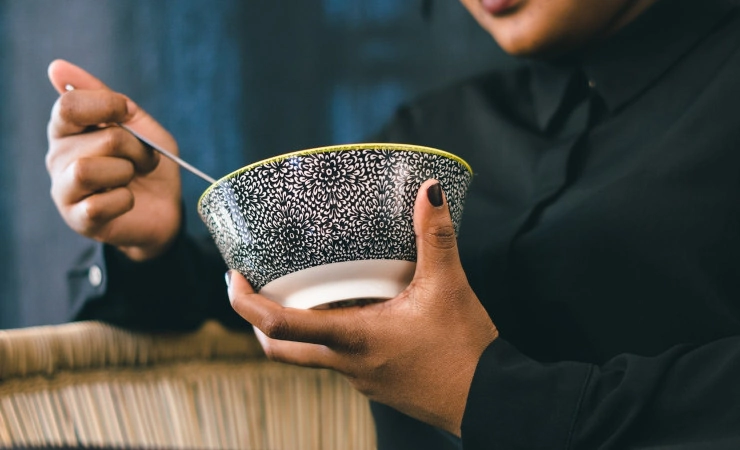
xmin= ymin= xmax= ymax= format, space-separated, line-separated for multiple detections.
xmin=0 ymin=1 xmax=15 ymax=328
xmin=0 ymin=0 xmax=509 ymax=328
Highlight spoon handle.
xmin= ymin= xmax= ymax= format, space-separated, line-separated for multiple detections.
xmin=64 ymin=84 xmax=217 ymax=184
xmin=118 ymin=123 xmax=217 ymax=184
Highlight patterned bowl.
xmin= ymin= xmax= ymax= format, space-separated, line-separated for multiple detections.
xmin=198 ymin=143 xmax=472 ymax=309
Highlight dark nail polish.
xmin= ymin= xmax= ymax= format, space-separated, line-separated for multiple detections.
xmin=427 ymin=182 xmax=443 ymax=207
xmin=225 ymin=270 xmax=232 ymax=288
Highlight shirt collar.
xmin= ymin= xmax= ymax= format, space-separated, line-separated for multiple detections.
xmin=530 ymin=0 xmax=736 ymax=131
xmin=530 ymin=61 xmax=578 ymax=132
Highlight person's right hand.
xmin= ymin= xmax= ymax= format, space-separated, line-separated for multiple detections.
xmin=46 ymin=59 xmax=182 ymax=261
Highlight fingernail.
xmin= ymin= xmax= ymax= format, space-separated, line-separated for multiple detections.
xmin=225 ymin=270 xmax=235 ymax=304
xmin=225 ymin=270 xmax=232 ymax=289
xmin=427 ymin=182 xmax=443 ymax=207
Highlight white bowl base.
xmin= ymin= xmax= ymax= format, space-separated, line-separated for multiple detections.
xmin=259 ymin=259 xmax=416 ymax=310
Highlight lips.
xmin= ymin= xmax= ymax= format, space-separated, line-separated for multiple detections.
xmin=480 ymin=0 xmax=517 ymax=15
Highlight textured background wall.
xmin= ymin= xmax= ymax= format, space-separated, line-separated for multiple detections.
xmin=0 ymin=0 xmax=510 ymax=328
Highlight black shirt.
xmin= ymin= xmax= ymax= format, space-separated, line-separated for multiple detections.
xmin=68 ymin=0 xmax=740 ymax=448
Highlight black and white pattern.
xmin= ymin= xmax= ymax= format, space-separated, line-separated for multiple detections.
xmin=198 ymin=145 xmax=472 ymax=290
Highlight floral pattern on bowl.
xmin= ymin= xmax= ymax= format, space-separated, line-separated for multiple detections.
xmin=198 ymin=143 xmax=472 ymax=291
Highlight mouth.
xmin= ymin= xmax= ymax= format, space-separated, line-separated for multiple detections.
xmin=480 ymin=0 xmax=518 ymax=16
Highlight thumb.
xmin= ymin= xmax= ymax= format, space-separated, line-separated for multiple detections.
xmin=412 ymin=179 xmax=463 ymax=281
xmin=48 ymin=59 xmax=110 ymax=94
xmin=48 ymin=59 xmax=179 ymax=155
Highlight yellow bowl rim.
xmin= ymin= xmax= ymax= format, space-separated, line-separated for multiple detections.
xmin=197 ymin=142 xmax=472 ymax=207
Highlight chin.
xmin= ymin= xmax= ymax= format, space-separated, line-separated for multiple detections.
xmin=494 ymin=33 xmax=550 ymax=58
xmin=491 ymin=27 xmax=578 ymax=60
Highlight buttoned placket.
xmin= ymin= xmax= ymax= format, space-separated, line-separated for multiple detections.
xmin=504 ymin=71 xmax=598 ymax=278
xmin=482 ymin=69 xmax=603 ymax=363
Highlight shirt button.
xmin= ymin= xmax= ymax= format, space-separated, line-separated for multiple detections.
xmin=88 ymin=265 xmax=103 ymax=287
xmin=588 ymin=79 xmax=597 ymax=89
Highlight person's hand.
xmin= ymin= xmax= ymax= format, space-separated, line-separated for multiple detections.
xmin=46 ymin=59 xmax=182 ymax=261
xmin=227 ymin=179 xmax=499 ymax=436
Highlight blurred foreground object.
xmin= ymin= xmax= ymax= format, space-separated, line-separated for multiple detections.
xmin=0 ymin=321 xmax=375 ymax=449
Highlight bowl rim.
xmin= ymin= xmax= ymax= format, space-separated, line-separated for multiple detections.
xmin=197 ymin=142 xmax=473 ymax=207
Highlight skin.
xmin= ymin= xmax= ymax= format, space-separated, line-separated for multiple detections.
xmin=229 ymin=180 xmax=498 ymax=435
xmin=46 ymin=60 xmax=182 ymax=261
xmin=459 ymin=0 xmax=659 ymax=58
xmin=45 ymin=0 xmax=660 ymax=438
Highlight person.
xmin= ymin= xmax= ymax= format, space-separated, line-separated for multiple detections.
xmin=45 ymin=0 xmax=740 ymax=448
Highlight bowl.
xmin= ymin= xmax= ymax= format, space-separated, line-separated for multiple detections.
xmin=198 ymin=143 xmax=472 ymax=309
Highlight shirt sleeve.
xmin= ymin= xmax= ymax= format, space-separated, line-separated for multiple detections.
xmin=66 ymin=227 xmax=249 ymax=332
xmin=461 ymin=336 xmax=740 ymax=449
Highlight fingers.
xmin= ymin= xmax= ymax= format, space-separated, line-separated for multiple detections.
xmin=47 ymin=59 xmax=178 ymax=161
xmin=64 ymin=187 xmax=135 ymax=238
xmin=413 ymin=179 xmax=464 ymax=280
xmin=51 ymin=156 xmax=135 ymax=205
xmin=47 ymin=125 xmax=159 ymax=175
xmin=48 ymin=60 xmax=135 ymax=137
xmin=48 ymin=89 xmax=136 ymax=139
xmin=228 ymin=271 xmax=365 ymax=355
xmin=252 ymin=327 xmax=341 ymax=370
xmin=46 ymin=124 xmax=161 ymax=243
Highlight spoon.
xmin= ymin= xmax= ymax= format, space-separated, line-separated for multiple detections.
xmin=65 ymin=84 xmax=217 ymax=184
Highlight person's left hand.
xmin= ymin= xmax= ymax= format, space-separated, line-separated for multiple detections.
xmin=227 ymin=179 xmax=499 ymax=436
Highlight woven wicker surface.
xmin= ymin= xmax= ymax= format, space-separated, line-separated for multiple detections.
xmin=0 ymin=321 xmax=264 ymax=381
xmin=0 ymin=321 xmax=376 ymax=449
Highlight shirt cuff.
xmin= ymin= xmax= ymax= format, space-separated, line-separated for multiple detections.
xmin=67 ymin=242 xmax=108 ymax=321
xmin=461 ymin=338 xmax=593 ymax=449
xmin=66 ymin=228 xmax=214 ymax=331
